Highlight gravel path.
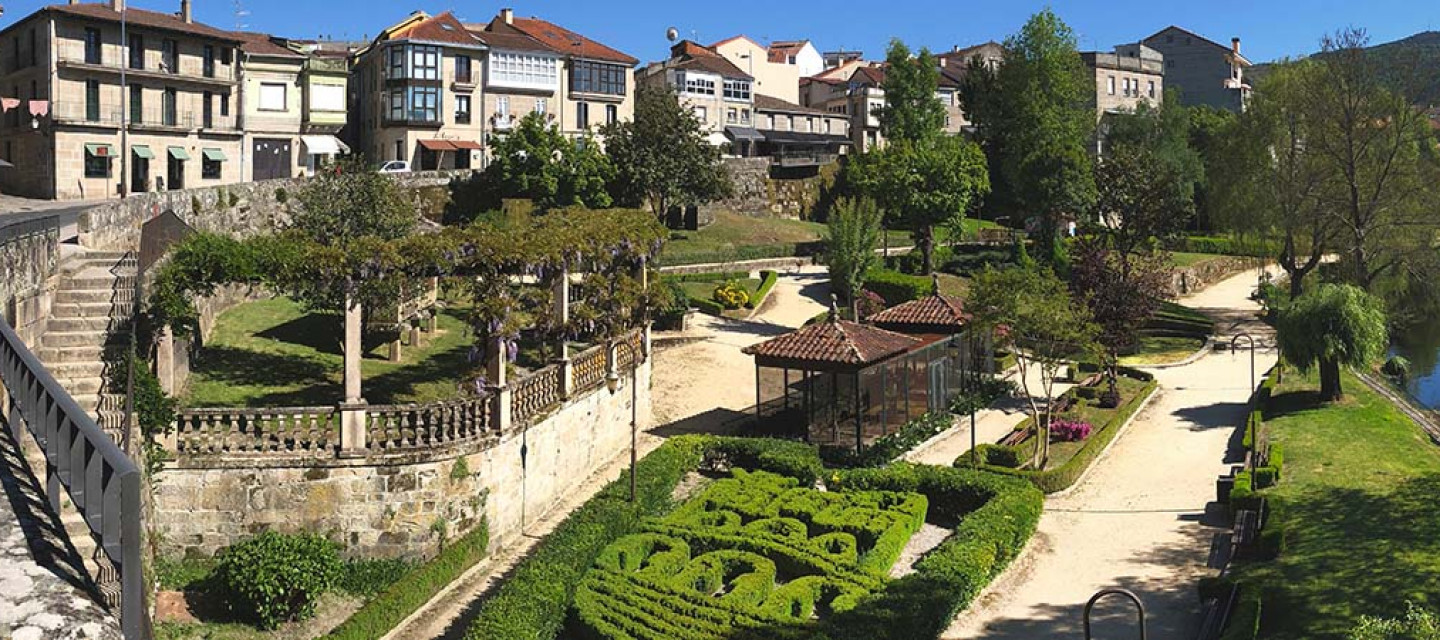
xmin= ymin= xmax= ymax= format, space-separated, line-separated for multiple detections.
xmin=947 ymin=268 xmax=1277 ymax=639
xmin=383 ymin=267 xmax=829 ymax=640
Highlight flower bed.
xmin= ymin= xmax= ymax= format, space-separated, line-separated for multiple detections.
xmin=956 ymin=368 xmax=1158 ymax=494
xmin=465 ymin=437 xmax=1041 ymax=640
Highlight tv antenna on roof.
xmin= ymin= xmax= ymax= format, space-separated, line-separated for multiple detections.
xmin=233 ymin=0 xmax=250 ymax=30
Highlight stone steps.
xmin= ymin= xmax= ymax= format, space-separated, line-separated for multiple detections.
xmin=50 ymin=301 xmax=131 ymax=321
xmin=37 ymin=344 xmax=126 ymax=364
xmin=41 ymin=330 xmax=125 ymax=348
xmin=55 ymin=288 xmax=129 ymax=305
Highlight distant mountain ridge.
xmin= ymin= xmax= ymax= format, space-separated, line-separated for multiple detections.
xmin=1255 ymin=30 xmax=1440 ymax=106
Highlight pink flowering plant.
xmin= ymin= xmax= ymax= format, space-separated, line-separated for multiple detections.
xmin=1050 ymin=419 xmax=1094 ymax=442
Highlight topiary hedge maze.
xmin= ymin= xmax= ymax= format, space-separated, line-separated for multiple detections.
xmin=574 ymin=469 xmax=928 ymax=639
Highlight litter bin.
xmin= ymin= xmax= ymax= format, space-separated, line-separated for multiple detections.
xmin=1217 ymin=474 xmax=1235 ymax=504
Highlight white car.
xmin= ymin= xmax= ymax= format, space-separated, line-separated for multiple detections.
xmin=377 ymin=160 xmax=411 ymax=174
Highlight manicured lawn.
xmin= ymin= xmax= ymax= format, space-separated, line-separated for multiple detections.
xmin=183 ymin=297 xmax=476 ymax=408
xmin=659 ymin=211 xmax=1000 ymax=266
xmin=1118 ymin=335 xmax=1207 ymax=366
xmin=1237 ymin=367 xmax=1440 ymax=639
xmin=1172 ymin=251 xmax=1229 ymax=268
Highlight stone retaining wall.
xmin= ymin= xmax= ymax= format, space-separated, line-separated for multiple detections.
xmin=1171 ymin=256 xmax=1258 ymax=296
xmin=698 ymin=158 xmax=841 ymax=224
xmin=150 ymin=359 xmax=651 ymax=559
xmin=0 ymin=218 xmax=61 ymax=346
xmin=79 ymin=170 xmax=476 ymax=250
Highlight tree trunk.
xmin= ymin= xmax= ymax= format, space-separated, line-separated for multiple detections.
xmin=1319 ymin=358 xmax=1343 ymax=402
xmin=920 ymin=226 xmax=935 ymax=275
xmin=1288 ymin=270 xmax=1307 ymax=299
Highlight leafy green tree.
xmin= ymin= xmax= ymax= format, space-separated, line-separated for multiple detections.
xmin=1210 ymin=59 xmax=1335 ymax=298
xmin=969 ymin=265 xmax=1098 ymax=465
xmin=1091 ymin=142 xmax=1194 ymax=262
xmin=484 ymin=111 xmax=614 ymax=210
xmin=847 ymin=135 xmax=989 ymax=274
xmin=963 ymin=8 xmax=1095 ymax=261
xmin=1103 ymin=89 xmax=1204 ymax=216
xmin=1304 ymin=29 xmax=1439 ymax=290
xmin=1185 ymin=104 xmax=1237 ymax=231
xmin=293 ymin=155 xmax=415 ymax=246
xmin=877 ymin=39 xmax=946 ymax=144
xmin=824 ymin=198 xmax=884 ymax=306
xmin=1276 ymin=283 xmax=1388 ymax=401
xmin=604 ymin=84 xmax=731 ymax=220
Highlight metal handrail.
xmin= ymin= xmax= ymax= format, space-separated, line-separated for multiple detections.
xmin=0 ymin=317 xmax=149 ymax=639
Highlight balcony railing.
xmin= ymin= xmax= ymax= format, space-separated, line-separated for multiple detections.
xmin=455 ymin=112 xmax=471 ymax=125
xmin=454 ymin=69 xmax=475 ymax=85
xmin=52 ymin=101 xmax=123 ymax=127
xmin=57 ymin=42 xmax=235 ymax=83
xmin=773 ymin=151 xmax=838 ymax=168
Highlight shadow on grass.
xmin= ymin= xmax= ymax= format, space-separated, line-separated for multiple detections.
xmin=188 ymin=346 xmax=332 ymax=391
xmin=256 ymin=312 xmax=343 ymax=356
xmin=364 ymin=342 xmax=474 ymax=405
xmin=1245 ymin=474 xmax=1440 ymax=639
xmin=1263 ymin=387 xmax=1327 ymax=422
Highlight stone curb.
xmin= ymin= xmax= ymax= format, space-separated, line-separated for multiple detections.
xmin=1128 ymin=339 xmax=1215 ymax=370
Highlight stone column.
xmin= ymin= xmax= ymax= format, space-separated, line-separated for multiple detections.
xmin=638 ymin=257 xmax=652 ymax=358
xmin=487 ymin=334 xmax=511 ymax=432
xmin=552 ymin=268 xmax=573 ymax=397
xmin=409 ymin=322 xmax=422 ymax=350
xmin=154 ymin=326 xmax=176 ymax=395
xmin=339 ymin=292 xmax=368 ymax=456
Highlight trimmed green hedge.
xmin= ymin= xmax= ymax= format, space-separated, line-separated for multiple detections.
xmin=1219 ymin=584 xmax=1263 ymax=640
xmin=666 ymin=271 xmax=750 ymax=283
xmin=1168 ymin=235 xmax=1280 ymax=258
xmin=465 ymin=438 xmax=1042 ymax=640
xmin=820 ymin=412 xmax=954 ymax=467
xmin=752 ymin=270 xmax=779 ymax=307
xmin=465 ymin=436 xmax=817 ymax=640
xmin=863 ymin=269 xmax=933 ymax=305
xmin=956 ymin=375 xmax=1159 ymax=493
xmin=691 ymin=296 xmax=726 ymax=316
xmin=324 ymin=522 xmax=490 ymax=640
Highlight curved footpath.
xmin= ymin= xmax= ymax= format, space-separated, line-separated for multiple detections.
xmin=383 ymin=266 xmax=828 ymax=640
xmin=947 ymin=268 xmax=1278 ymax=639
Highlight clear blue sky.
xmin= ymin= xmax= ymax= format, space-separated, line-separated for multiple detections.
xmin=3 ymin=0 xmax=1439 ymax=65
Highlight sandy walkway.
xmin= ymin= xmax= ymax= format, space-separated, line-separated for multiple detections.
xmin=383 ymin=267 xmax=829 ymax=640
xmin=947 ymin=268 xmax=1277 ymax=639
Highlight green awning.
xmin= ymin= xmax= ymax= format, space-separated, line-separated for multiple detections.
xmin=202 ymin=148 xmax=228 ymax=161
xmin=167 ymin=146 xmax=190 ymax=160
xmin=131 ymin=145 xmax=155 ymax=159
xmin=84 ymin=143 xmax=115 ymax=157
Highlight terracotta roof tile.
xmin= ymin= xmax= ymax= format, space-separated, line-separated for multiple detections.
xmin=393 ymin=11 xmax=482 ymax=48
xmin=743 ymin=317 xmax=919 ymax=367
xmin=511 ymin=16 xmax=637 ymax=65
xmin=665 ymin=41 xmax=751 ymax=79
xmin=767 ymin=40 xmax=808 ymax=63
xmin=45 ymin=3 xmax=241 ymax=42
xmin=753 ymin=94 xmax=829 ymax=115
xmin=234 ymin=32 xmax=305 ymax=58
xmin=471 ymin=24 xmax=551 ymax=54
xmin=869 ymin=295 xmax=970 ymax=331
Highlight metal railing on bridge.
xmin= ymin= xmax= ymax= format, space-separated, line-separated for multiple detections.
xmin=0 ymin=303 xmax=148 ymax=639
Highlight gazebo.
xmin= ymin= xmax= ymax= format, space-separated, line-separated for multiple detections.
xmin=743 ymin=290 xmax=988 ymax=453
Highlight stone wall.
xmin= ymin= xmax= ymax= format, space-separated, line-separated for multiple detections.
xmin=1170 ymin=256 xmax=1258 ymax=296
xmin=0 ymin=217 xmax=61 ymax=346
xmin=150 ymin=359 xmax=652 ymax=559
xmin=698 ymin=158 xmax=841 ymax=224
xmin=78 ymin=170 xmax=477 ymax=251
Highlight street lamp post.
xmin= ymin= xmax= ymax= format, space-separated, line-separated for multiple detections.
xmin=119 ymin=5 xmax=129 ymax=198
xmin=607 ymin=338 xmax=640 ymax=502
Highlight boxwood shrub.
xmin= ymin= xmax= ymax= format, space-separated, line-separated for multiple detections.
xmin=324 ymin=522 xmax=489 ymax=640
xmin=863 ymin=269 xmax=933 ymax=305
xmin=752 ymin=270 xmax=779 ymax=307
xmin=214 ymin=531 xmax=342 ymax=630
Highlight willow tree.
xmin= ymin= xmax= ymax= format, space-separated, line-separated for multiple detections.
xmin=1276 ymin=284 xmax=1388 ymax=401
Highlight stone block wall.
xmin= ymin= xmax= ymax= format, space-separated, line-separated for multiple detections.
xmin=151 ymin=359 xmax=652 ymax=559
xmin=699 ymin=158 xmax=841 ymax=224
xmin=78 ymin=170 xmax=478 ymax=251
xmin=0 ymin=218 xmax=61 ymax=347
xmin=1170 ymin=256 xmax=1257 ymax=296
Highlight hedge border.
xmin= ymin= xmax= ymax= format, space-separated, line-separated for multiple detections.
xmin=323 ymin=522 xmax=490 ymax=640
xmin=751 ymin=270 xmax=779 ymax=309
xmin=464 ymin=437 xmax=1041 ymax=640
xmin=957 ymin=369 xmax=1159 ymax=494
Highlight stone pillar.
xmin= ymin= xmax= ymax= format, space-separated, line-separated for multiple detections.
xmin=426 ymin=310 xmax=438 ymax=333
xmin=409 ymin=322 xmax=422 ymax=349
xmin=339 ymin=292 xmax=367 ymax=456
xmin=638 ymin=257 xmax=651 ymax=358
xmin=487 ymin=334 xmax=510 ymax=432
xmin=552 ymin=268 xmax=573 ymax=397
xmin=155 ymin=327 xmax=176 ymax=395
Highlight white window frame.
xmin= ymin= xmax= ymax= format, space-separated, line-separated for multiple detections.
xmin=534 ymin=97 xmax=547 ymax=115
xmin=1107 ymin=76 xmax=1116 ymax=96
xmin=723 ymin=78 xmax=751 ymax=101
xmin=258 ymin=82 xmax=287 ymax=111
xmin=487 ymin=50 xmax=558 ymax=91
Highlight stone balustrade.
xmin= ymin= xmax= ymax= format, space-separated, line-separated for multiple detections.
xmin=167 ymin=327 xmax=646 ymax=465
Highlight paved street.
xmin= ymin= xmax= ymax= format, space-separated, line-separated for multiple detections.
xmin=0 ymin=194 xmax=100 ymax=240
xmin=947 ymin=268 xmax=1277 ymax=639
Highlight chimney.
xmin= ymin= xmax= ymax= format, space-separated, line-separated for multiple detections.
xmin=500 ymin=8 xmax=513 ymax=25
xmin=110 ymin=0 xmax=124 ymax=11
xmin=180 ymin=0 xmax=192 ymax=22
xmin=1232 ymin=37 xmax=1241 ymax=54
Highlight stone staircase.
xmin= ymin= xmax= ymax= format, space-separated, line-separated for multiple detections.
xmin=32 ymin=250 xmax=136 ymax=591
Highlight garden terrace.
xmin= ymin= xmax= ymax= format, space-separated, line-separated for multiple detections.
xmin=743 ymin=299 xmax=989 ymax=454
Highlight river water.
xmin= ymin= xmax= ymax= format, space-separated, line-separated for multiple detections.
xmin=1391 ymin=322 xmax=1440 ymax=409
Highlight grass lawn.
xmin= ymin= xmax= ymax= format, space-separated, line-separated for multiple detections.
xmin=659 ymin=211 xmax=1001 ymax=266
xmin=1172 ymin=251 xmax=1229 ymax=268
xmin=1118 ymin=335 xmax=1207 ymax=366
xmin=183 ymin=297 xmax=476 ymax=408
xmin=1157 ymin=300 xmax=1214 ymax=326
xmin=1237 ymin=367 xmax=1440 ymax=639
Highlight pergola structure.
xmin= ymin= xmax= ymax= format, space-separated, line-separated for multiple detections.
xmin=743 ymin=291 xmax=987 ymax=453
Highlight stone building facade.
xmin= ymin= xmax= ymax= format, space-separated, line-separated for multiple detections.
xmin=1142 ymin=26 xmax=1250 ymax=112
xmin=0 ymin=0 xmax=246 ymax=200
